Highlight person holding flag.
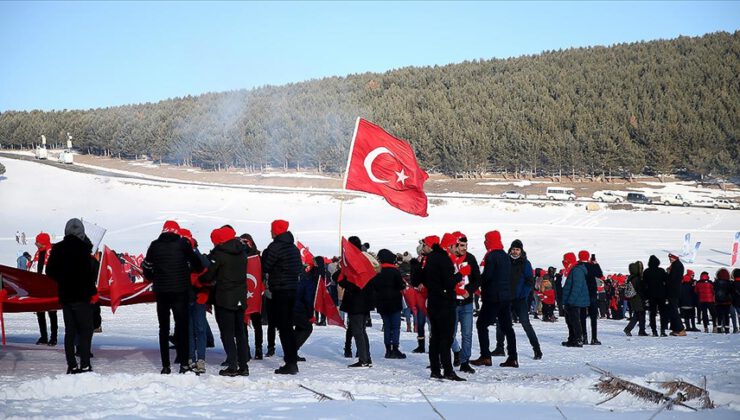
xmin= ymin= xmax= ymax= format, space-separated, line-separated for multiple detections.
xmin=240 ymin=233 xmax=265 ymax=360
xmin=179 ymin=228 xmax=211 ymax=375
xmin=449 ymin=232 xmax=480 ymax=374
xmin=46 ymin=218 xmax=98 ymax=374
xmin=373 ymin=248 xmax=407 ymax=359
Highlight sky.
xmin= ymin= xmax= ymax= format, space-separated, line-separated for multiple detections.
xmin=0 ymin=1 xmax=738 ymax=112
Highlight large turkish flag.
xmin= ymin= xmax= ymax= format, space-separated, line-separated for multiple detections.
xmin=344 ymin=118 xmax=429 ymax=217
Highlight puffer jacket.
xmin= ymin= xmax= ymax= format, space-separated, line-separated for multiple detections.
xmin=714 ymin=270 xmax=733 ymax=305
xmin=563 ymin=263 xmax=589 ymax=308
xmin=642 ymin=255 xmax=666 ymax=302
xmin=694 ymin=279 xmax=715 ymax=303
xmin=143 ymin=232 xmax=203 ymax=294
xmin=626 ymin=261 xmax=645 ymax=312
xmin=201 ymin=238 xmax=248 ymax=311
xmin=46 ymin=235 xmax=97 ymax=304
xmin=665 ymin=258 xmax=684 ymax=300
xmin=261 ymin=231 xmax=302 ymax=293
xmin=480 ymin=248 xmax=512 ymax=303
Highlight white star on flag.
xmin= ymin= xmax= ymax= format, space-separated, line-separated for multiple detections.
xmin=395 ymin=168 xmax=409 ymax=186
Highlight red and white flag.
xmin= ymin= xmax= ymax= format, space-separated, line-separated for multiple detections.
xmin=296 ymin=241 xmax=315 ymax=269
xmin=314 ymin=276 xmax=344 ymax=328
xmin=245 ymin=255 xmax=265 ymax=316
xmin=344 ymin=118 xmax=429 ymax=217
xmin=97 ymin=246 xmax=136 ymax=313
xmin=731 ymin=232 xmax=739 ymax=267
xmin=339 ymin=237 xmax=376 ymax=289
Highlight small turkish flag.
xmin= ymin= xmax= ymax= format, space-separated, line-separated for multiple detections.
xmin=339 ymin=237 xmax=376 ymax=289
xmin=296 ymin=241 xmax=315 ymax=269
xmin=245 ymin=255 xmax=264 ymax=316
xmin=344 ymin=118 xmax=429 ymax=217
xmin=314 ymin=276 xmax=344 ymax=328
xmin=97 ymin=246 xmax=136 ymax=313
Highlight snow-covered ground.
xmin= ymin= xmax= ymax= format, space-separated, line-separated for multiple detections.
xmin=1 ymin=156 xmax=738 ymax=418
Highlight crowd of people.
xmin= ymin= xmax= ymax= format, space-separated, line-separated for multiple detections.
xmin=19 ymin=218 xmax=740 ymax=380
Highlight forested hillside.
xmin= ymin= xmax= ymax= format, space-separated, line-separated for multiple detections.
xmin=1 ymin=31 xmax=737 ymax=176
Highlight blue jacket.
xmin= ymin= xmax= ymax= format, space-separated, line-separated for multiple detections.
xmin=480 ymin=249 xmax=512 ymax=303
xmin=563 ymin=263 xmax=589 ymax=307
xmin=294 ymin=272 xmax=317 ymax=315
xmin=514 ymin=258 xmax=534 ymax=300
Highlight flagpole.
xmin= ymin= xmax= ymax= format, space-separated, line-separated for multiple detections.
xmin=339 ymin=117 xmax=361 ymax=253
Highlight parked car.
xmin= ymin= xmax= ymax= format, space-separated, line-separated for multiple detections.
xmin=501 ymin=191 xmax=525 ymax=200
xmin=661 ymin=194 xmax=690 ymax=207
xmin=592 ymin=191 xmax=622 ymax=203
xmin=546 ymin=187 xmax=576 ymax=201
xmin=693 ymin=198 xmax=717 ymax=208
xmin=715 ymin=199 xmax=739 ymax=210
xmin=626 ymin=192 xmax=652 ymax=204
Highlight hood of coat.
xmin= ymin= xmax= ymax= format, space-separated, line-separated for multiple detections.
xmin=214 ymin=238 xmax=246 ymax=255
xmin=648 ymin=255 xmax=660 ymax=268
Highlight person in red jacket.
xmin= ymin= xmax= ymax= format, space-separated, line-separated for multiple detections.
xmin=694 ymin=272 xmax=715 ymax=333
xmin=537 ymin=275 xmax=556 ymax=322
xmin=31 ymin=232 xmax=58 ymax=346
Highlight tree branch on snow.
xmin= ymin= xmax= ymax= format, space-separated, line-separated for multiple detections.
xmin=340 ymin=389 xmax=355 ymax=401
xmin=299 ymin=384 xmax=334 ymax=402
xmin=646 ymin=377 xmax=714 ymax=409
xmin=418 ymin=389 xmax=446 ymax=420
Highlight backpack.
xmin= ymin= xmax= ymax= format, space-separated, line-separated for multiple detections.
xmin=624 ymin=279 xmax=637 ymax=299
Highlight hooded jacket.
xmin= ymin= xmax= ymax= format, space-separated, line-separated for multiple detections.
xmin=262 ymin=231 xmax=302 ymax=293
xmin=642 ymin=255 xmax=667 ymax=301
xmin=694 ymin=277 xmax=715 ymax=303
xmin=421 ymin=244 xmax=459 ymax=310
xmin=713 ymin=269 xmax=733 ymax=305
xmin=372 ymin=249 xmax=406 ymax=314
xmin=480 ymin=247 xmax=512 ymax=303
xmin=510 ymin=250 xmax=534 ymax=301
xmin=201 ymin=238 xmax=248 ymax=311
xmin=627 ymin=261 xmax=645 ymax=312
xmin=679 ymin=274 xmax=697 ymax=308
xmin=563 ymin=263 xmax=589 ymax=307
xmin=666 ymin=257 xmax=684 ymax=300
xmin=46 ymin=234 xmax=97 ymax=304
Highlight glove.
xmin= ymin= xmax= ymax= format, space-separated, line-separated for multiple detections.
xmin=459 ymin=265 xmax=471 ymax=277
xmin=90 ymin=294 xmax=99 ymax=304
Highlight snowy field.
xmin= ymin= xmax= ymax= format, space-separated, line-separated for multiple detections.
xmin=1 ymin=156 xmax=739 ymax=419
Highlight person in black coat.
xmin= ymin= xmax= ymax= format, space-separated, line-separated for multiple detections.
xmin=666 ymin=253 xmax=687 ymax=335
xmin=293 ymin=257 xmax=321 ymax=357
xmin=373 ymin=249 xmax=407 ymax=359
xmin=642 ymin=255 xmax=669 ymax=336
xmin=471 ymin=231 xmax=517 ymax=368
xmin=419 ymin=234 xmax=465 ymax=381
xmin=239 ymin=233 xmax=265 ymax=359
xmin=578 ymin=251 xmax=604 ymax=345
xmin=46 ymin=218 xmax=98 ymax=374
xmin=339 ymin=257 xmax=375 ymax=367
xmin=261 ymin=219 xmax=303 ymax=374
xmin=200 ymin=226 xmax=249 ymax=376
xmin=142 ymin=220 xmax=203 ymax=374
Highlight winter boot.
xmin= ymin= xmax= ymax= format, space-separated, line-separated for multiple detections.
xmin=274 ymin=363 xmax=299 ymax=375
xmin=36 ymin=336 xmax=48 ymax=345
xmin=390 ymin=345 xmax=407 ymax=359
xmin=48 ymin=337 xmax=57 ymax=346
xmin=459 ymin=363 xmax=476 ymax=374
xmin=533 ymin=348 xmax=543 ymax=360
xmin=195 ymin=359 xmax=206 ymax=374
xmin=348 ymin=360 xmax=372 ymax=368
xmin=499 ymin=357 xmax=519 ymax=368
xmin=237 ymin=366 xmax=249 ymax=376
xmin=406 ymin=318 xmax=413 ymax=332
xmin=160 ymin=366 xmax=171 ymax=375
xmin=591 ymin=338 xmax=602 ymax=345
xmin=669 ymin=329 xmax=687 ymax=337
xmin=219 ymin=367 xmax=239 ymax=377
xmin=384 ymin=344 xmax=392 ymax=359
xmin=470 ymin=356 xmax=492 ymax=367
xmin=638 ymin=330 xmax=649 ymax=336
xmin=412 ymin=338 xmax=425 ymax=353
xmin=491 ymin=346 xmax=505 ymax=357
xmin=704 ymin=326 xmax=709 ymax=333
xmin=734 ymin=327 xmax=738 ymax=334
xmin=343 ymin=348 xmax=352 ymax=358
xmin=254 ymin=348 xmax=263 ymax=360
xmin=651 ymin=329 xmax=658 ymax=337
xmin=453 ymin=351 xmax=460 ymax=366
xmin=266 ymin=347 xmax=275 ymax=357
xmin=443 ymin=371 xmax=467 ymax=381
xmin=623 ymin=327 xmax=632 ymax=336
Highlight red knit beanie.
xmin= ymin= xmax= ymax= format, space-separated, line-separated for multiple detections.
xmin=35 ymin=232 xmax=52 ymax=250
xmin=162 ymin=220 xmax=180 ymax=234
xmin=563 ymin=252 xmax=577 ymax=269
xmin=440 ymin=233 xmax=457 ymax=249
xmin=423 ymin=235 xmax=440 ymax=248
xmin=211 ymin=226 xmax=236 ymax=246
xmin=578 ymin=250 xmax=590 ymax=262
xmin=484 ymin=231 xmax=503 ymax=251
xmin=271 ymin=220 xmax=289 ymax=236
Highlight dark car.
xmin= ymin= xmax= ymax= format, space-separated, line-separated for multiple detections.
xmin=627 ymin=193 xmax=652 ymax=204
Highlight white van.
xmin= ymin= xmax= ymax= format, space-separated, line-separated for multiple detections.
xmin=546 ymin=187 xmax=576 ymax=201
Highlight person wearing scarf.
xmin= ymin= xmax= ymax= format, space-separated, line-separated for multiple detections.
xmin=561 ymin=252 xmax=588 ymax=347
xmin=31 ymin=232 xmax=58 ymax=346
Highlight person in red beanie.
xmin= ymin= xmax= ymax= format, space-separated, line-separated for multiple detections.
xmin=142 ymin=220 xmax=203 ymax=374
xmin=200 ymin=226 xmax=250 ymax=376
xmin=577 ymin=250 xmax=604 ymax=345
xmin=694 ymin=271 xmax=715 ymax=332
xmin=679 ymin=269 xmax=699 ymax=331
xmin=31 ymin=232 xmax=58 ymax=346
xmin=561 ymin=252 xmax=589 ymax=347
xmin=408 ymin=236 xmax=438 ymax=354
xmin=471 ymin=231 xmax=518 ymax=368
xmin=262 ymin=219 xmax=303 ymax=375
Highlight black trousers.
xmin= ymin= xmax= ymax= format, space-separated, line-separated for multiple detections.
xmin=476 ymin=300 xmax=516 ymax=359
xmin=666 ymin=297 xmax=685 ymax=332
xmin=348 ymin=313 xmax=371 ymax=363
xmin=36 ymin=311 xmax=58 ymax=340
xmin=497 ymin=298 xmax=539 ymax=351
xmin=62 ymin=302 xmax=94 ymax=369
xmin=565 ymin=305 xmax=583 ymax=344
xmin=293 ymin=310 xmax=314 ymax=350
xmin=698 ymin=302 xmax=714 ymax=328
xmin=716 ymin=304 xmax=731 ymax=329
xmin=266 ymin=298 xmax=277 ymax=350
xmin=647 ymin=300 xmax=669 ymax=333
xmin=579 ymin=300 xmax=599 ymax=340
xmin=272 ymin=291 xmax=298 ymax=364
xmin=681 ymin=308 xmax=696 ymax=329
xmin=215 ymin=306 xmax=249 ymax=370
xmin=156 ymin=291 xmax=189 ymax=368
xmin=244 ymin=312 xmax=263 ymax=355
xmin=428 ymin=303 xmax=456 ymax=374
xmin=93 ymin=304 xmax=102 ymax=330
xmin=625 ymin=310 xmax=646 ymax=334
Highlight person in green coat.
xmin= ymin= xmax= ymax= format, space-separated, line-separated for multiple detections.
xmin=624 ymin=261 xmax=648 ymax=336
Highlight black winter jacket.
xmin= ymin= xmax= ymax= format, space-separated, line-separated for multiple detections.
xmin=480 ymin=248 xmax=512 ymax=303
xmin=262 ymin=231 xmax=302 ymax=293
xmin=373 ymin=265 xmax=405 ymax=314
xmin=46 ymin=235 xmax=97 ymax=304
xmin=679 ymin=281 xmax=696 ymax=308
xmin=714 ymin=278 xmax=733 ymax=305
xmin=143 ymin=232 xmax=202 ymax=294
xmin=642 ymin=255 xmax=667 ymax=301
xmin=420 ymin=245 xmax=458 ymax=311
xmin=201 ymin=238 xmax=248 ymax=311
xmin=339 ymin=278 xmax=375 ymax=314
xmin=666 ymin=259 xmax=684 ymax=300
xmin=585 ymin=262 xmax=604 ymax=301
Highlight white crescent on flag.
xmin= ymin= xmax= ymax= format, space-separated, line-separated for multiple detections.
xmin=363 ymin=147 xmax=393 ymax=183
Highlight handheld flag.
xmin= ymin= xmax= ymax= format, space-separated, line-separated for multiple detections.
xmin=246 ymin=255 xmax=265 ymax=316
xmin=339 ymin=237 xmax=376 ymax=289
xmin=344 ymin=118 xmax=429 ymax=217
xmin=314 ymin=276 xmax=344 ymax=328
xmin=98 ymin=246 xmax=137 ymax=313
